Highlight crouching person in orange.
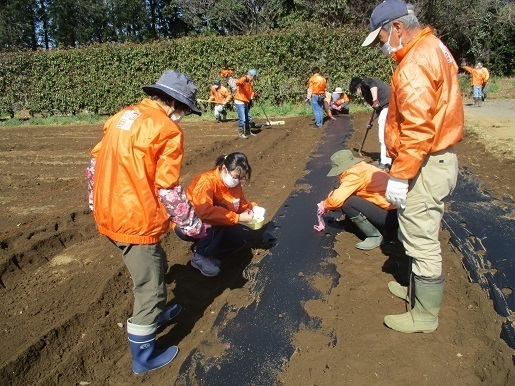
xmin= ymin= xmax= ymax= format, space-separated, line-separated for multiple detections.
xmin=178 ymin=152 xmax=265 ymax=277
xmin=87 ymin=70 xmax=202 ymax=374
xmin=317 ymin=150 xmax=398 ymax=250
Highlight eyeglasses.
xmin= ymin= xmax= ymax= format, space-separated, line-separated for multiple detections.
xmin=224 ymin=166 xmax=247 ymax=181
xmin=230 ymin=172 xmax=247 ymax=181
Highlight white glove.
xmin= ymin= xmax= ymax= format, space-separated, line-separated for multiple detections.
xmin=386 ymin=177 xmax=409 ymax=209
xmin=252 ymin=205 xmax=266 ymax=220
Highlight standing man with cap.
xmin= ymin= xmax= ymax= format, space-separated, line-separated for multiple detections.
xmin=362 ymin=0 xmax=463 ymax=333
xmin=306 ymin=67 xmax=327 ymax=128
xmin=234 ymin=69 xmax=257 ymax=138
xmin=316 ymin=149 xmax=398 ymax=250
xmin=349 ymin=77 xmax=392 ymax=170
xmin=208 ymin=79 xmax=232 ymax=122
xmin=87 ymin=70 xmax=202 ymax=374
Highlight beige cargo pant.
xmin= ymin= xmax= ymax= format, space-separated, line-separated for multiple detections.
xmin=398 ymin=147 xmax=458 ymax=278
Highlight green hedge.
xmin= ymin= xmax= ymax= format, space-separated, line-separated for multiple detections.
xmin=0 ymin=24 xmax=394 ymax=117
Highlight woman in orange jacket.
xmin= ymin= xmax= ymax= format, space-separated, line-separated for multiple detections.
xmin=87 ymin=70 xmax=203 ymax=374
xmin=179 ymin=152 xmax=265 ymax=277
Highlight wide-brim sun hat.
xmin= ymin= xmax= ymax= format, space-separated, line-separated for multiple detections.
xmin=143 ymin=70 xmax=202 ymax=116
xmin=334 ymin=87 xmax=344 ymax=94
xmin=362 ymin=0 xmax=411 ymax=47
xmin=327 ymin=149 xmax=363 ymax=176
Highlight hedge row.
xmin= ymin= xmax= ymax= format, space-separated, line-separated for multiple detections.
xmin=0 ymin=24 xmax=393 ymax=118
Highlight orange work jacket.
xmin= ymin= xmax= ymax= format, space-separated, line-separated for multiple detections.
xmin=187 ymin=168 xmax=254 ymax=226
xmin=234 ymin=76 xmax=253 ymax=103
xmin=307 ymin=73 xmax=327 ymax=96
xmin=462 ymin=66 xmax=484 ymax=86
xmin=386 ymin=27 xmax=464 ymax=180
xmin=209 ymin=85 xmax=232 ymax=104
xmin=91 ymin=98 xmax=184 ymax=244
xmin=323 ymin=162 xmax=393 ymax=211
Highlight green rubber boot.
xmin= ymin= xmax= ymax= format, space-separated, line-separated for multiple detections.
xmin=350 ymin=213 xmax=384 ymax=250
xmin=388 ymin=281 xmax=408 ymax=301
xmin=384 ymin=274 xmax=444 ymax=333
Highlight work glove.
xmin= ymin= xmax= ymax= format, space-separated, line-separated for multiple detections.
xmin=385 ymin=177 xmax=409 ymax=209
xmin=366 ymin=122 xmax=373 ymax=130
xmin=317 ymin=201 xmax=327 ymax=215
xmin=372 ymin=99 xmax=382 ymax=113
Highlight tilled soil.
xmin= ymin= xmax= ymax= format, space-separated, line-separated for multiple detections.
xmin=0 ymin=104 xmax=513 ymax=385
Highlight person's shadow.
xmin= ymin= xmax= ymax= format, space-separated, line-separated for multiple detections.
xmin=157 ymin=226 xmax=274 ymax=348
xmin=325 ymin=214 xmax=410 ymax=286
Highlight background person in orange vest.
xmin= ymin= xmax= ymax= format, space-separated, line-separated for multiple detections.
xmin=305 ymin=66 xmax=327 ymax=128
xmin=478 ymin=62 xmax=490 ymax=101
xmin=87 ymin=70 xmax=202 ymax=374
xmin=462 ymin=63 xmax=485 ymax=107
xmin=220 ymin=69 xmax=237 ymax=94
xmin=208 ymin=79 xmax=232 ymax=122
xmin=330 ymin=87 xmax=350 ymax=114
xmin=234 ymin=69 xmax=257 ymax=139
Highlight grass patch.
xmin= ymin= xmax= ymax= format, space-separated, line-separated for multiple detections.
xmin=0 ymin=100 xmax=372 ymax=127
xmin=0 ymin=113 xmax=108 ymax=127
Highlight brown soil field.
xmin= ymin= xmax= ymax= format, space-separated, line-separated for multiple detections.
xmin=0 ymin=99 xmax=514 ymax=385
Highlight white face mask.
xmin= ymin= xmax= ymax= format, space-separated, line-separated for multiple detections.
xmin=170 ymin=110 xmax=185 ymax=122
xmin=381 ymin=29 xmax=402 ymax=57
xmin=222 ymin=167 xmax=240 ymax=188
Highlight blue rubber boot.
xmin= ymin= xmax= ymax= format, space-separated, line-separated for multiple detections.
xmin=127 ymin=318 xmax=178 ymax=374
xmin=156 ymin=304 xmax=182 ymax=329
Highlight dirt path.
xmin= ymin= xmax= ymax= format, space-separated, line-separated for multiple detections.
xmin=0 ymin=102 xmax=513 ymax=385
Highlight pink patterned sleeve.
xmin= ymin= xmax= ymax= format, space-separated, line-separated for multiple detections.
xmin=158 ymin=185 xmax=210 ymax=238
xmin=85 ymin=158 xmax=96 ymax=210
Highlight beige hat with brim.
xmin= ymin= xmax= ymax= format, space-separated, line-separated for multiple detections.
xmin=362 ymin=27 xmax=382 ymax=47
xmin=327 ymin=150 xmax=363 ymax=177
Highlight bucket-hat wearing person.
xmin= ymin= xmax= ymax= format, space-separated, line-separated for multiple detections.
xmin=88 ymin=69 xmax=205 ymax=374
xmin=143 ymin=70 xmax=202 ymax=116
xmin=318 ymin=149 xmax=397 ymax=250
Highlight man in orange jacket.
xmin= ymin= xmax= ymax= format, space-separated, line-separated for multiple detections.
xmin=462 ymin=63 xmax=485 ymax=107
xmin=234 ymin=69 xmax=257 ymax=139
xmin=306 ymin=67 xmax=327 ymax=128
xmin=362 ymin=0 xmax=463 ymax=334
xmin=208 ymin=79 xmax=232 ymax=122
xmin=87 ymin=70 xmax=201 ymax=374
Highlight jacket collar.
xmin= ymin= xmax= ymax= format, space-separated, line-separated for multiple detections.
xmin=392 ymin=27 xmax=432 ymax=63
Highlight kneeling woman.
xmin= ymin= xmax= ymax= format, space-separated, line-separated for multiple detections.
xmin=183 ymin=152 xmax=264 ymax=277
xmin=317 ymin=150 xmax=397 ymax=250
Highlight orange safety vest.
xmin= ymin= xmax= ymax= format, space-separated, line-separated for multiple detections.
xmin=323 ymin=162 xmax=393 ymax=211
xmin=462 ymin=66 xmax=484 ymax=86
xmin=234 ymin=76 xmax=253 ymax=103
xmin=91 ymin=98 xmax=184 ymax=244
xmin=209 ymin=85 xmax=232 ymax=104
xmin=387 ymin=27 xmax=464 ymax=180
xmin=308 ymin=73 xmax=327 ymax=95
